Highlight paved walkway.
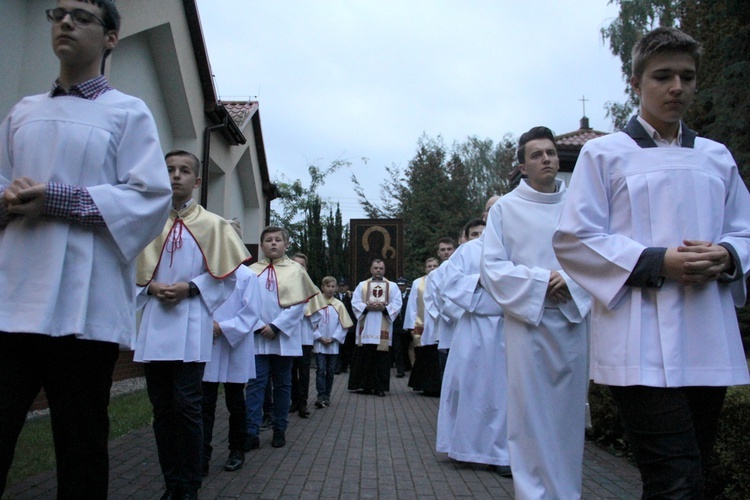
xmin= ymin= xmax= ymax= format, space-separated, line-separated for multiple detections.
xmin=7 ymin=371 xmax=641 ymax=499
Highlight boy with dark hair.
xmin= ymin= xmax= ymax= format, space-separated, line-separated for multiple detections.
xmin=135 ymin=150 xmax=250 ymax=499
xmin=554 ymin=27 xmax=750 ymax=498
xmin=0 ymin=1 xmax=172 ymax=497
xmin=481 ymin=126 xmax=591 ymax=498
xmin=437 ymin=237 xmax=456 ymax=261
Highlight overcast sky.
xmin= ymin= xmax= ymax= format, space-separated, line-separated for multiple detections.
xmin=195 ymin=0 xmax=628 ymax=220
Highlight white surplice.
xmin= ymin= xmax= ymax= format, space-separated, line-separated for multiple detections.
xmin=553 ymin=131 xmax=750 ymax=388
xmin=203 ymin=265 xmax=260 ymax=383
xmin=251 ymin=266 xmax=305 ymax=357
xmin=436 ymin=238 xmax=509 ymax=466
xmin=135 ymin=228 xmax=235 ymax=362
xmin=481 ymin=178 xmax=591 ymax=500
xmin=313 ymin=302 xmax=349 ymax=355
xmin=0 ymin=92 xmax=171 ymax=346
xmin=351 ymin=279 xmax=402 ymax=345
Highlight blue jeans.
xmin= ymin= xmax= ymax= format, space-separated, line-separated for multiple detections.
xmin=609 ymin=385 xmax=726 ymax=499
xmin=245 ymin=355 xmax=293 ymax=436
xmin=315 ymin=353 xmax=337 ymax=401
xmin=144 ymin=361 xmax=206 ymax=495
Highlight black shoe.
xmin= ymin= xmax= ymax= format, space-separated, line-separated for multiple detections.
xmin=160 ymin=488 xmax=180 ymax=500
xmin=490 ymin=465 xmax=513 ymax=478
xmin=244 ymin=434 xmax=259 ymax=451
xmin=396 ymin=372 xmax=405 ymax=378
xmin=201 ymin=459 xmax=209 ymax=477
xmin=298 ymin=406 xmax=310 ymax=418
xmin=375 ymin=391 xmax=386 ymax=397
xmin=271 ymin=430 xmax=286 ymax=448
xmin=224 ymin=450 xmax=245 ymax=472
xmin=259 ymin=414 xmax=273 ymax=431
xmin=314 ymin=400 xmax=325 ymax=409
xmin=288 ymin=402 xmax=299 ymax=414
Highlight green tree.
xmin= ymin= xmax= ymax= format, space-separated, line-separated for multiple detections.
xmin=602 ymin=0 xmax=750 ymax=186
xmin=270 ymin=161 xmax=350 ymax=284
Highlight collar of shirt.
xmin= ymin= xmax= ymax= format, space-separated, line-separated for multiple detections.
xmin=177 ymin=199 xmax=195 ymax=211
xmin=50 ymin=75 xmax=112 ymax=100
xmin=637 ymin=115 xmax=682 ymax=147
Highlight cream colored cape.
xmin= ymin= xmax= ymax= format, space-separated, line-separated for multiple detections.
xmin=136 ymin=202 xmax=250 ymax=286
xmin=250 ymin=255 xmax=323 ymax=309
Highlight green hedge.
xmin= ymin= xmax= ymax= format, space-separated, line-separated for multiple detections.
xmin=588 ymin=381 xmax=750 ymax=498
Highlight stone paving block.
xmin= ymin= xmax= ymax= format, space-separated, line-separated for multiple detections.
xmin=8 ymin=370 xmax=643 ymax=498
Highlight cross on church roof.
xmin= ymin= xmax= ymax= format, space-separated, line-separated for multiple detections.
xmin=579 ymin=95 xmax=589 ymax=117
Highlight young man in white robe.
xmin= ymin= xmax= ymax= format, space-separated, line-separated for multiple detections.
xmin=480 ymin=127 xmax=591 ymax=499
xmin=404 ymin=258 xmax=439 ymax=394
xmin=437 ymin=218 xmax=512 ymax=476
xmin=201 ymin=220 xmax=261 ymax=476
xmin=135 ymin=150 xmax=250 ymax=499
xmin=245 ymin=227 xmax=323 ymax=449
xmin=0 ymin=2 xmax=172 ymax=497
xmin=553 ymin=27 xmax=750 ymax=498
xmin=349 ymin=259 xmax=403 ymax=396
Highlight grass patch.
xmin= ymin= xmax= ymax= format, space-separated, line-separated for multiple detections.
xmin=6 ymin=388 xmax=152 ymax=488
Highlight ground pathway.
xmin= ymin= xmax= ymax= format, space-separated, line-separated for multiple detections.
xmin=7 ymin=370 xmax=641 ymax=498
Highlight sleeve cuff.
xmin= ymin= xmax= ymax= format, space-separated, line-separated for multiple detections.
xmin=625 ymin=247 xmax=667 ymax=288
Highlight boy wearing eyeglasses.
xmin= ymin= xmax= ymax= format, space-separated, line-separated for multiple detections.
xmin=0 ymin=1 xmax=172 ymax=497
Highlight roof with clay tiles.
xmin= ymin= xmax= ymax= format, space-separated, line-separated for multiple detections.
xmin=555 ymin=116 xmax=608 ymax=149
xmin=221 ymin=101 xmax=259 ymax=128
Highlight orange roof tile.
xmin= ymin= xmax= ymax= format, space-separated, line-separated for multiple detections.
xmin=220 ymin=101 xmax=259 ymax=128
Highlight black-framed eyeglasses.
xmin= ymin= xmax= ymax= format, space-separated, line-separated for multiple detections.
xmin=45 ymin=8 xmax=107 ymax=28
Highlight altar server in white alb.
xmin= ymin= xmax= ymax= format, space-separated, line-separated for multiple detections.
xmin=404 ymin=258 xmax=441 ymax=395
xmin=553 ymin=27 xmax=750 ymax=498
xmin=480 ymin=126 xmax=591 ymax=499
xmin=0 ymin=1 xmax=172 ymax=497
xmin=201 ymin=220 xmax=261 ymax=476
xmin=437 ymin=217 xmax=511 ymax=476
xmin=245 ymin=226 xmax=324 ymax=450
xmin=135 ymin=150 xmax=250 ymax=499
xmin=313 ymin=276 xmax=354 ymax=408
xmin=349 ymin=259 xmax=403 ymax=396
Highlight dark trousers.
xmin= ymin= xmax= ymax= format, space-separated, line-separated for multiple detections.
xmin=609 ymin=385 xmax=727 ymax=499
xmin=201 ymin=382 xmax=247 ymax=463
xmin=338 ymin=328 xmax=356 ymax=371
xmin=144 ymin=361 xmax=205 ymax=495
xmin=291 ymin=345 xmax=313 ymax=409
xmin=392 ymin=330 xmax=406 ymax=374
xmin=315 ymin=353 xmax=337 ymax=401
xmin=0 ymin=333 xmax=119 ymax=499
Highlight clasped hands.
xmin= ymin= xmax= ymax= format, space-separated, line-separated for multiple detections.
xmin=3 ymin=177 xmax=46 ymax=218
xmin=148 ymin=281 xmax=190 ymax=305
xmin=664 ymin=240 xmax=733 ymax=285
xmin=366 ymin=301 xmax=385 ymax=312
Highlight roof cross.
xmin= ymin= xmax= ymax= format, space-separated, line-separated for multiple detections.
xmin=579 ymin=95 xmax=589 ymax=117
